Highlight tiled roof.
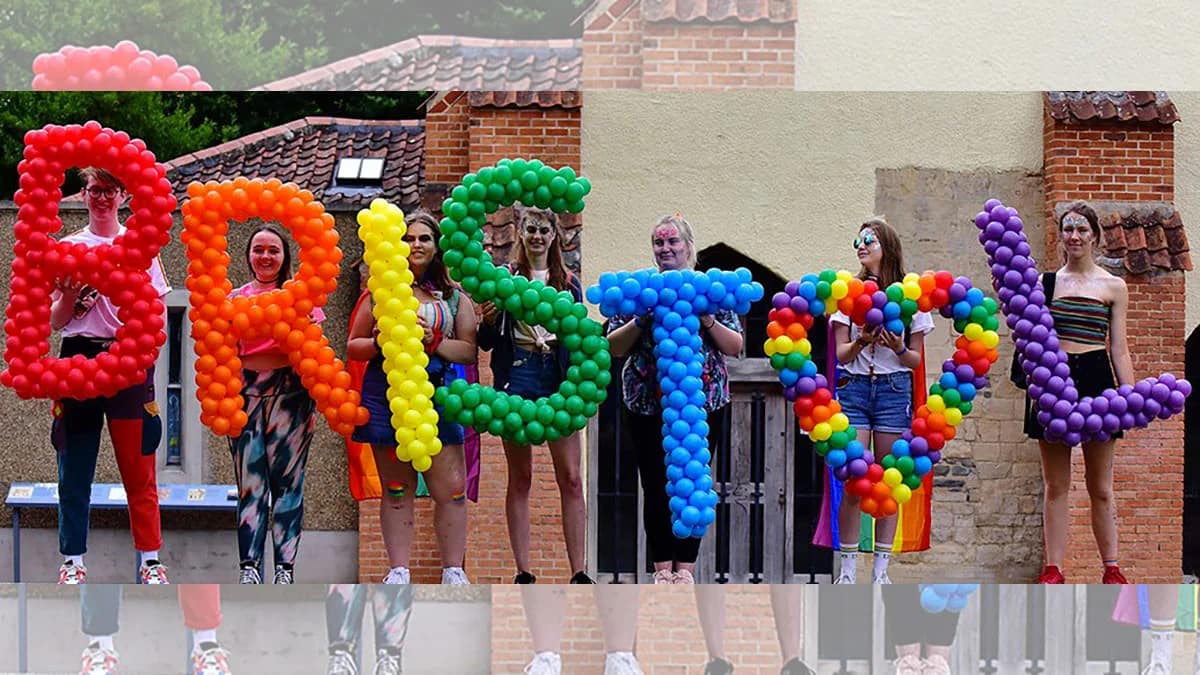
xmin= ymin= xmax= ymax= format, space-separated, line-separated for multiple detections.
xmin=1056 ymin=201 xmax=1191 ymax=274
xmin=583 ymin=0 xmax=796 ymax=25
xmin=483 ymin=206 xmax=582 ymax=274
xmin=467 ymin=91 xmax=582 ymax=109
xmin=63 ymin=117 xmax=426 ymax=211
xmin=255 ymin=36 xmax=581 ymax=92
xmin=1045 ymin=91 xmax=1179 ymax=125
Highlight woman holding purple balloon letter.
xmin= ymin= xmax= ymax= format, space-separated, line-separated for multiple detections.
xmin=1023 ymin=201 xmax=1135 ymax=585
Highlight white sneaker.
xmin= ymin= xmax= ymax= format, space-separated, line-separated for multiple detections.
xmin=59 ymin=561 xmax=87 ymax=584
xmin=922 ymin=654 xmax=950 ymax=675
xmin=139 ymin=561 xmax=170 ymax=584
xmin=524 ymin=651 xmax=562 ymax=675
xmin=1140 ymin=662 xmax=1170 ymax=675
xmin=652 ymin=569 xmax=674 ymax=584
xmin=441 ymin=566 xmax=470 ymax=585
xmin=191 ymin=643 xmax=232 ymax=675
xmin=872 ymin=570 xmax=892 ymax=585
xmin=833 ymin=570 xmax=856 ymax=585
xmin=382 ymin=567 xmax=410 ymax=584
xmin=327 ymin=646 xmax=359 ymax=675
xmin=372 ymin=649 xmax=402 ymax=675
xmin=239 ymin=564 xmax=262 ymax=584
xmin=604 ymin=652 xmax=644 ymax=675
xmin=892 ymin=653 xmax=923 ymax=675
xmin=273 ymin=565 xmax=294 ymax=584
xmin=80 ymin=643 xmax=119 ymax=675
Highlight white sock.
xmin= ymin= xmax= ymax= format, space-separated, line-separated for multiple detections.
xmin=88 ymin=635 xmax=115 ymax=651
xmin=873 ymin=545 xmax=893 ymax=578
xmin=65 ymin=554 xmax=84 ymax=567
xmin=139 ymin=550 xmax=160 ymax=565
xmin=838 ymin=542 xmax=858 ymax=581
xmin=193 ymin=629 xmax=217 ymax=647
xmin=1149 ymin=626 xmax=1173 ymax=666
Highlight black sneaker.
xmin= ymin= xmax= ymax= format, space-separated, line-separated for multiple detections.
xmin=514 ymin=571 xmax=537 ymax=584
xmin=704 ymin=658 xmax=734 ymax=675
xmin=780 ymin=658 xmax=816 ymax=675
xmin=570 ymin=571 xmax=595 ymax=584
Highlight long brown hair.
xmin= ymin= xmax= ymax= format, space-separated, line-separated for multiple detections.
xmin=406 ymin=209 xmax=454 ymax=296
xmin=857 ymin=217 xmax=905 ymax=288
xmin=513 ymin=206 xmax=571 ymax=292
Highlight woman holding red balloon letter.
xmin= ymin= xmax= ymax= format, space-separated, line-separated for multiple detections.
xmin=227 ymin=224 xmax=323 ymax=584
xmin=1023 ymin=202 xmax=1134 ymax=585
xmin=829 ymin=218 xmax=933 ymax=585
xmin=348 ymin=210 xmax=478 ymax=585
xmin=50 ymin=167 xmax=171 ymax=585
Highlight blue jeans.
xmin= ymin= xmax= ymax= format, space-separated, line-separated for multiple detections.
xmin=836 ymin=371 xmax=913 ymax=434
xmin=503 ymin=347 xmax=561 ymax=398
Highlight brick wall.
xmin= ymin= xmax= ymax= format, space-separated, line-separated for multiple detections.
xmin=358 ymin=98 xmax=584 ymax=584
xmin=1042 ymin=111 xmax=1185 ymax=583
xmin=583 ymin=1 xmax=795 ymax=89
xmin=491 ymin=585 xmax=789 ymax=674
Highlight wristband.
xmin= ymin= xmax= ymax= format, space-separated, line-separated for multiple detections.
xmin=895 ymin=345 xmax=908 ymax=356
xmin=425 ymin=330 xmax=444 ymax=355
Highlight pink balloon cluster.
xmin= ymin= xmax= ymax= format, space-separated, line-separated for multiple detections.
xmin=32 ymin=41 xmax=212 ymax=91
xmin=975 ymin=198 xmax=1190 ymax=446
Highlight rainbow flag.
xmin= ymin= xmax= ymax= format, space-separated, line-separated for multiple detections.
xmin=812 ymin=322 xmax=932 ymax=553
xmin=1112 ymin=585 xmax=1198 ymax=631
xmin=344 ymin=291 xmax=481 ymax=502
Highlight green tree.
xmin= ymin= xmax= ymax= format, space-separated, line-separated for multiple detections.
xmin=0 ymin=0 xmax=325 ymax=89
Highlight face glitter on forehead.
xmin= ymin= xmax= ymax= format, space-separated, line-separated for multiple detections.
xmin=1062 ymin=212 xmax=1090 ymax=230
xmin=654 ymin=226 xmax=680 ymax=240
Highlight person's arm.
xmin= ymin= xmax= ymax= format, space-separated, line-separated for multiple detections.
xmin=346 ymin=295 xmax=379 ymax=361
xmin=1107 ymin=278 xmax=1135 ymax=386
xmin=607 ymin=314 xmax=649 ymax=358
xmin=834 ymin=319 xmax=874 ymax=365
xmin=702 ymin=313 xmax=743 ymax=357
xmin=434 ymin=292 xmax=478 ymax=364
xmin=49 ymin=285 xmax=81 ymax=331
xmin=475 ymin=301 xmax=501 ymax=352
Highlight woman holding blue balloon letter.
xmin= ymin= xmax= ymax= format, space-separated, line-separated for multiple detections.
xmin=830 ymin=218 xmax=933 ymax=585
xmin=606 ymin=214 xmax=745 ymax=584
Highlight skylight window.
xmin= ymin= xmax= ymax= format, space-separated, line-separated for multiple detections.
xmin=335 ymin=157 xmax=385 ymax=184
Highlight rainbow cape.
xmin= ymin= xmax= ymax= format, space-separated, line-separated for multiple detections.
xmin=811 ymin=321 xmax=933 ymax=553
xmin=1112 ymin=585 xmax=1198 ymax=631
xmin=345 ymin=290 xmax=481 ymax=502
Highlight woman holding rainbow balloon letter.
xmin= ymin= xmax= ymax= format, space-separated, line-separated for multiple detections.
xmin=606 ymin=213 xmax=745 ymax=585
xmin=830 ymin=217 xmax=934 ymax=585
xmin=348 ymin=209 xmax=478 ymax=585
xmin=478 ymin=205 xmax=592 ymax=584
xmin=1023 ymin=201 xmax=1134 ymax=585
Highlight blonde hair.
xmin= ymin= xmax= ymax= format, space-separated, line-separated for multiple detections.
xmin=651 ymin=214 xmax=697 ymax=269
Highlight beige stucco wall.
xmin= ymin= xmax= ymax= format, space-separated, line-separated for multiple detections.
xmin=1172 ymin=92 xmax=1200 ymax=336
xmin=581 ymin=91 xmax=1043 ymax=284
xmin=794 ymin=1 xmax=1200 ymax=90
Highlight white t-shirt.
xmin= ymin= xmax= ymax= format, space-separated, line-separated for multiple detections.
xmin=512 ymin=268 xmax=557 ymax=353
xmin=54 ymin=226 xmax=172 ymax=339
xmin=830 ymin=310 xmax=934 ymax=375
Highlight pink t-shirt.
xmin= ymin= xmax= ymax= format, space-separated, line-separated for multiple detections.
xmin=54 ymin=226 xmax=172 ymax=338
xmin=231 ymin=283 xmax=326 ymax=357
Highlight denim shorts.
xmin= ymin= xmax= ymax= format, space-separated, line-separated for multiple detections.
xmin=503 ymin=347 xmax=561 ymax=398
xmin=836 ymin=371 xmax=913 ymax=433
xmin=352 ymin=357 xmax=466 ymax=447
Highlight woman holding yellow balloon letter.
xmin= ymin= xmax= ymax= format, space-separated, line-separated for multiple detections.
xmin=478 ymin=206 xmax=592 ymax=585
xmin=830 ymin=218 xmax=933 ymax=585
xmin=230 ymin=224 xmax=323 ymax=585
xmin=348 ymin=210 xmax=478 ymax=585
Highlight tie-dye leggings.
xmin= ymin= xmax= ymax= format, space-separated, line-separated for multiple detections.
xmin=228 ymin=367 xmax=316 ymax=569
xmin=326 ymin=585 xmax=413 ymax=652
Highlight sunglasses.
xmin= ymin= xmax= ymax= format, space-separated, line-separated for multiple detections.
xmin=524 ymin=225 xmax=554 ymax=236
xmin=853 ymin=232 xmax=877 ymax=249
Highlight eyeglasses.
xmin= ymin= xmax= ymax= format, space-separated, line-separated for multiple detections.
xmin=524 ymin=226 xmax=554 ymax=236
xmin=85 ymin=186 xmax=119 ymax=199
xmin=853 ymin=232 xmax=877 ymax=249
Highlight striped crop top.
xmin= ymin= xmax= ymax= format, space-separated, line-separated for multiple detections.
xmin=1049 ymin=296 xmax=1111 ymax=346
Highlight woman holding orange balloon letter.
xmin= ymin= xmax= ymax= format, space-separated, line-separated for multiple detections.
xmin=228 ymin=224 xmax=323 ymax=585
xmin=829 ymin=218 xmax=933 ymax=585
xmin=348 ymin=210 xmax=479 ymax=585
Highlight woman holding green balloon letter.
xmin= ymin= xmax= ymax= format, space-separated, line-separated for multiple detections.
xmin=478 ymin=205 xmax=593 ymax=584
xmin=607 ymin=214 xmax=745 ymax=584
xmin=348 ymin=210 xmax=479 ymax=585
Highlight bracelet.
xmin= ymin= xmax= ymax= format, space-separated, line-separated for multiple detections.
xmin=425 ymin=330 xmax=444 ymax=355
xmin=702 ymin=317 xmax=716 ymax=330
xmin=894 ymin=345 xmax=908 ymax=356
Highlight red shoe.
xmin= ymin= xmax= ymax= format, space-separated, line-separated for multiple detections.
xmin=1037 ymin=565 xmax=1065 ymax=584
xmin=1102 ymin=565 xmax=1128 ymax=584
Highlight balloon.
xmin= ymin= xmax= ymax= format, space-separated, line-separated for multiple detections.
xmin=32 ymin=41 xmax=213 ymax=91
xmin=182 ymin=177 xmax=362 ymax=438
xmin=2 ymin=122 xmax=173 ymax=400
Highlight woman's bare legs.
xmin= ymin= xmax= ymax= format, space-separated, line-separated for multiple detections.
xmin=770 ymin=585 xmax=803 ymax=664
xmin=695 ymin=585 xmax=727 ymax=661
